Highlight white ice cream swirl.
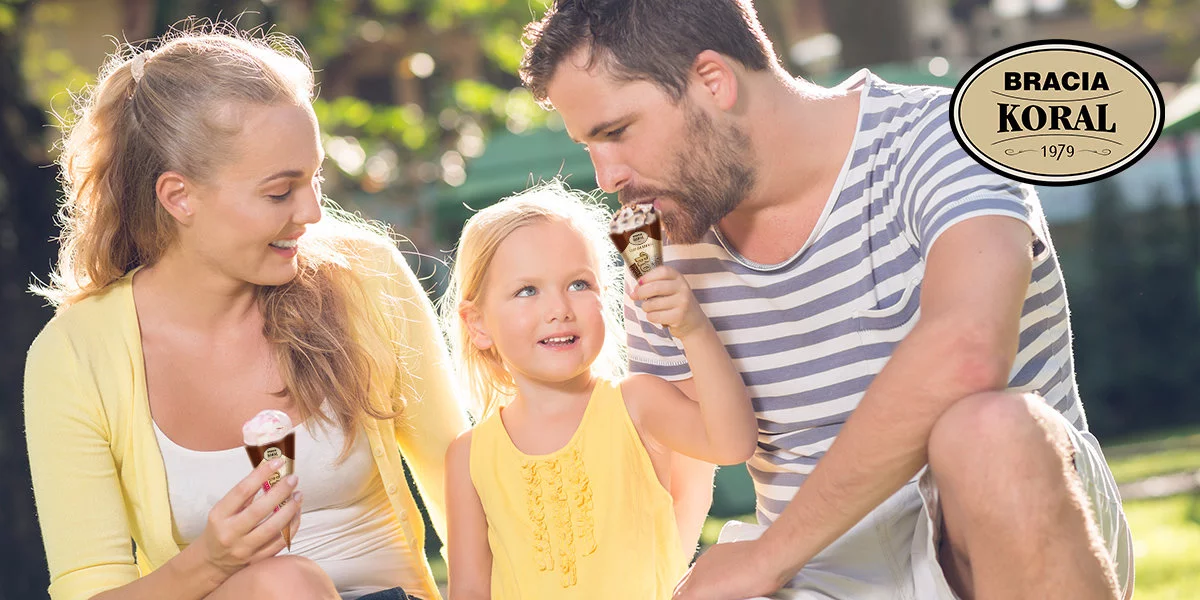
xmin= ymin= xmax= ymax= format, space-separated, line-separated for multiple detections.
xmin=610 ymin=203 xmax=659 ymax=233
xmin=242 ymin=409 xmax=293 ymax=446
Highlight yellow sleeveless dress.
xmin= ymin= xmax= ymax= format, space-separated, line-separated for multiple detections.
xmin=468 ymin=378 xmax=686 ymax=599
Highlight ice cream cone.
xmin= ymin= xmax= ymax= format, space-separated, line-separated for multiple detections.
xmin=242 ymin=410 xmax=296 ymax=550
xmin=610 ymin=203 xmax=664 ymax=279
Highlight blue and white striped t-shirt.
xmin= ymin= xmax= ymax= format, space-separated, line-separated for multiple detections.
xmin=625 ymin=70 xmax=1085 ymax=525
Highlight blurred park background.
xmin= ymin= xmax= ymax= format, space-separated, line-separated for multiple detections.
xmin=3 ymin=0 xmax=1200 ymax=597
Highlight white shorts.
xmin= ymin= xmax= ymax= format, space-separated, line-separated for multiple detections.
xmin=716 ymin=412 xmax=1134 ymax=599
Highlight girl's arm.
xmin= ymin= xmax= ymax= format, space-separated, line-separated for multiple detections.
xmin=445 ymin=431 xmax=492 ymax=600
xmin=668 ymin=448 xmax=717 ymax=558
xmin=624 ymin=266 xmax=757 ymax=465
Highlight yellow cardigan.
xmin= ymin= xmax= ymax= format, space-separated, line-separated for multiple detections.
xmin=24 ymin=243 xmax=468 ymax=600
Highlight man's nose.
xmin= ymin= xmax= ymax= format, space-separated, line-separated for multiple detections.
xmin=590 ymin=146 xmax=631 ymax=194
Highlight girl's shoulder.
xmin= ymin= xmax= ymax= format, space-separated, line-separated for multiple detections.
xmin=447 ymin=428 xmax=474 ymax=467
xmin=461 ymin=409 xmax=505 ymax=452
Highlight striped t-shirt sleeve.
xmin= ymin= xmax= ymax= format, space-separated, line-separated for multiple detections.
xmin=896 ymin=108 xmax=1048 ymax=261
xmin=624 ymin=289 xmax=692 ymax=380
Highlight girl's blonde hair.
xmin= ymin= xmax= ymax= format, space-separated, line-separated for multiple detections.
xmin=34 ymin=26 xmax=406 ymax=457
xmin=442 ymin=180 xmax=626 ymax=422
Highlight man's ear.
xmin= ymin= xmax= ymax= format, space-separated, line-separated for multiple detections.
xmin=692 ymin=49 xmax=739 ymax=111
xmin=459 ymin=300 xmax=494 ymax=350
xmin=156 ymin=171 xmax=196 ymax=225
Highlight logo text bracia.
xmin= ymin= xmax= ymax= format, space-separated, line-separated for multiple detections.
xmin=950 ymin=40 xmax=1163 ymax=186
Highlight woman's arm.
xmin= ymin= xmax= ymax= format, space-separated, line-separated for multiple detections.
xmin=89 ymin=462 xmax=303 ymax=600
xmin=25 ymin=326 xmax=302 ymax=600
xmin=445 ymin=432 xmax=492 ymax=600
xmin=380 ymin=247 xmax=470 ymax=545
xmin=25 ymin=325 xmax=222 ymax=600
xmin=625 ymin=267 xmax=757 ymax=465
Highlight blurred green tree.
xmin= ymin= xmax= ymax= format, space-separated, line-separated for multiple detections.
xmin=1072 ymin=180 xmax=1200 ymax=437
xmin=0 ymin=2 xmax=64 ymax=597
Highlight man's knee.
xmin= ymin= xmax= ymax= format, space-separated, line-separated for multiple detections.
xmin=928 ymin=391 xmax=1070 ymax=484
xmin=236 ymin=555 xmax=338 ymax=599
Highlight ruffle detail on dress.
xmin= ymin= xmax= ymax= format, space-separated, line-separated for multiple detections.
xmin=568 ymin=446 xmax=597 ymax=555
xmin=522 ymin=461 xmax=553 ymax=572
xmin=522 ymin=446 xmax=596 ymax=588
xmin=548 ymin=458 xmax=577 ymax=587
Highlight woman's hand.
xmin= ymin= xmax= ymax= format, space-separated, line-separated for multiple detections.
xmin=195 ymin=457 xmax=303 ymax=577
xmin=631 ymin=266 xmax=710 ymax=340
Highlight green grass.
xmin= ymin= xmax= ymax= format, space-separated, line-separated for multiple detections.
xmin=1104 ymin=425 xmax=1200 ymax=481
xmin=1106 ymin=431 xmax=1200 ymax=599
xmin=1108 ymin=446 xmax=1200 ymax=484
xmin=1124 ymin=494 xmax=1200 ymax=599
xmin=428 ymin=554 xmax=447 ymax=584
xmin=699 ymin=512 xmax=755 ymax=548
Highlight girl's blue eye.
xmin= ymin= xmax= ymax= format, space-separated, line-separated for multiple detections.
xmin=515 ymin=286 xmax=536 ymax=297
xmin=607 ymin=125 xmax=627 ymax=138
xmin=569 ymin=280 xmax=591 ymax=291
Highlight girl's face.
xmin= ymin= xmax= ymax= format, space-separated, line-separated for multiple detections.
xmin=472 ymin=219 xmax=608 ymax=389
xmin=175 ymin=102 xmax=324 ymax=287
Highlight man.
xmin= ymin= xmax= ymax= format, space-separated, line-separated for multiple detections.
xmin=520 ymin=1 xmax=1133 ymax=599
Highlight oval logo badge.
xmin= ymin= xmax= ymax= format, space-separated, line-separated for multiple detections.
xmin=950 ymin=40 xmax=1163 ymax=186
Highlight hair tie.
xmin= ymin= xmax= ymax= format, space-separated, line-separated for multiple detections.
xmin=131 ymin=54 xmax=147 ymax=83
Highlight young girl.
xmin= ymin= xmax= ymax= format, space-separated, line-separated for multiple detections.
xmin=441 ymin=182 xmax=757 ymax=599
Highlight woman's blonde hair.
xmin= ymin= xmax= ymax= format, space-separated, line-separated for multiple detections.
xmin=442 ymin=180 xmax=626 ymax=422
xmin=34 ymin=26 xmax=406 ymax=456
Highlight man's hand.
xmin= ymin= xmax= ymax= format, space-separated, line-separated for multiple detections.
xmin=673 ymin=540 xmax=786 ymax=600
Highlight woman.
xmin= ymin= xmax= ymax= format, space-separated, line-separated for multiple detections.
xmin=24 ymin=28 xmax=466 ymax=600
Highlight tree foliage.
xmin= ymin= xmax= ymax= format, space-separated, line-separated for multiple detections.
xmin=1070 ymin=179 xmax=1200 ymax=437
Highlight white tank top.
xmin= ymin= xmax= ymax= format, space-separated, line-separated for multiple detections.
xmin=152 ymin=415 xmax=426 ymax=599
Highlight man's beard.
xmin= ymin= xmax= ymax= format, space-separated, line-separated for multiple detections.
xmin=618 ymin=106 xmax=755 ymax=244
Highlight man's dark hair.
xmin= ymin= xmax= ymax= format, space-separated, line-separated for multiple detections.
xmin=521 ymin=0 xmax=778 ymax=106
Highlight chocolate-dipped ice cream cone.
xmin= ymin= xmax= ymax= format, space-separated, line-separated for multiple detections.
xmin=242 ymin=409 xmax=296 ymax=550
xmin=610 ymin=203 xmax=664 ymax=280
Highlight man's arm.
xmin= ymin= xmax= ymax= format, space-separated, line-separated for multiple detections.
xmin=756 ymin=215 xmax=1034 ymax=583
xmin=671 ymin=215 xmax=1033 ymax=597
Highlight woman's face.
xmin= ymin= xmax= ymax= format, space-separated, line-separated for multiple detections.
xmin=177 ymin=102 xmax=325 ymax=287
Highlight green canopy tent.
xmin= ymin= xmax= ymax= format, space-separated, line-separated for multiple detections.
xmin=1165 ymin=82 xmax=1200 ymax=137
xmin=435 ymin=127 xmax=597 ymax=244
